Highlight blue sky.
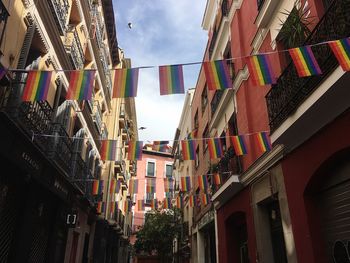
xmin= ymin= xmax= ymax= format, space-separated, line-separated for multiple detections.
xmin=114 ymin=0 xmax=207 ymax=142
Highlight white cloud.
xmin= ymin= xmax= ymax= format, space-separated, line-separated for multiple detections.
xmin=114 ymin=0 xmax=207 ymax=142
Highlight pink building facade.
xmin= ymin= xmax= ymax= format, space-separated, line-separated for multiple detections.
xmin=132 ymin=145 xmax=174 ymax=232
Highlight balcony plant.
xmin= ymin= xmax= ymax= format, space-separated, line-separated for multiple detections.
xmin=277 ymin=3 xmax=314 ymax=49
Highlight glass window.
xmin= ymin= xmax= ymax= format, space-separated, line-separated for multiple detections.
xmin=165 ymin=164 xmax=173 ymax=178
xmin=147 ymin=161 xmax=155 ymax=176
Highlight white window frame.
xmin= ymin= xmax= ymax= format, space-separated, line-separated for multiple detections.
xmin=146 ymin=158 xmax=156 ymax=177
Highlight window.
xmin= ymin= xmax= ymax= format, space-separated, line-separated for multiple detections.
xmin=165 ymin=164 xmax=173 ymax=178
xmin=145 ymin=193 xmax=156 ymax=204
xmin=195 ymin=147 xmax=199 ymax=168
xmin=147 ymin=161 xmax=155 ymax=177
xmin=194 ymin=110 xmax=199 ymax=129
xmin=202 ymin=125 xmax=209 ymax=154
xmin=201 ymin=86 xmax=208 ymax=113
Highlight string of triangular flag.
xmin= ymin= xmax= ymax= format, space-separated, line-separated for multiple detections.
xmin=2 ymin=38 xmax=350 ymax=100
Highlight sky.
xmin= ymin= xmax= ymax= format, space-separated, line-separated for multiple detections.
xmin=114 ymin=0 xmax=208 ymax=142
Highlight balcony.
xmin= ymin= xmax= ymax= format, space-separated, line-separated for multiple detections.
xmin=211 ymin=91 xmax=223 ymax=116
xmin=92 ymin=101 xmax=102 ymax=135
xmin=64 ymin=25 xmax=85 ymax=69
xmin=47 ymin=0 xmax=69 ymax=35
xmin=266 ymin=0 xmax=350 ymax=132
xmin=101 ymin=122 xmax=108 ymax=140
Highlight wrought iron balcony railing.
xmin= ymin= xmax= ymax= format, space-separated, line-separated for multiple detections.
xmin=265 ymin=0 xmax=350 ymax=132
xmin=92 ymin=101 xmax=102 ymax=134
xmin=64 ymin=25 xmax=85 ymax=70
xmin=211 ymin=90 xmax=223 ymax=116
xmin=47 ymin=0 xmax=69 ymax=35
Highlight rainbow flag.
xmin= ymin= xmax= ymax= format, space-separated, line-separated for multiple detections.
xmin=128 ymin=141 xmax=143 ymax=160
xmin=203 ymin=60 xmax=231 ymax=90
xmin=0 ymin=68 xmax=6 ymax=81
xmin=109 ymin=201 xmax=116 ymax=218
xmin=152 ymin=141 xmax=169 ymax=152
xmin=146 ymin=178 xmax=156 ymax=193
xmin=201 ymin=194 xmax=210 ymax=206
xmin=187 ymin=129 xmax=198 ymax=139
xmin=181 ymin=140 xmax=196 ymax=160
xmin=150 ymin=199 xmax=158 ymax=210
xmin=198 ymin=175 xmax=209 ymax=191
xmin=289 ymin=46 xmax=322 ymax=77
xmin=22 ymin=71 xmax=52 ymax=101
xmin=329 ymin=38 xmax=350 ymax=71
xmin=255 ymin=132 xmax=272 ymax=153
xmin=207 ymin=138 xmax=224 ymax=159
xmin=164 ymin=178 xmax=173 ymax=192
xmin=128 ymin=179 xmax=138 ymax=195
xmin=213 ymin=173 xmax=221 ymax=185
xmin=113 ymin=68 xmax=139 ymax=98
xmin=159 ymin=65 xmax=185 ymax=95
xmin=176 ymin=196 xmax=184 ymax=208
xmin=92 ymin=180 xmax=104 ymax=195
xmin=181 ymin=176 xmax=191 ymax=192
xmin=124 ymin=200 xmax=132 ymax=213
xmin=189 ymin=195 xmax=195 ymax=207
xmin=66 ymin=70 xmax=95 ymax=100
xmin=96 ymin=202 xmax=105 ymax=214
xmin=163 ymin=198 xmax=172 ymax=209
xmin=231 ymin=135 xmax=248 ymax=155
xmin=247 ymin=54 xmax=276 ymax=86
xmin=109 ymin=178 xmax=116 ymax=194
xmin=100 ymin=140 xmax=117 ymax=161
xmin=138 ymin=200 xmax=145 ymax=211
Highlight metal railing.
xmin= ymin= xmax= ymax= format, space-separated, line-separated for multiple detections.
xmin=265 ymin=0 xmax=350 ymax=132
xmin=47 ymin=0 xmax=69 ymax=35
xmin=92 ymin=101 xmax=102 ymax=134
xmin=65 ymin=25 xmax=85 ymax=69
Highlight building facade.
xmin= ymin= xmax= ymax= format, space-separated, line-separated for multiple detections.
xmin=197 ymin=0 xmax=350 ymax=263
xmin=172 ymin=89 xmax=195 ymax=262
xmin=0 ymin=0 xmax=136 ymax=262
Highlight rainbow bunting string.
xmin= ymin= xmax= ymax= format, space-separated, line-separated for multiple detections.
xmin=138 ymin=200 xmax=145 ymax=211
xmin=198 ymin=175 xmax=209 ymax=191
xmin=152 ymin=141 xmax=169 ymax=152
xmin=207 ymin=138 xmax=224 ymax=159
xmin=109 ymin=202 xmax=116 ymax=218
xmin=113 ymin=68 xmax=139 ymax=98
xmin=176 ymin=196 xmax=184 ymax=208
xmin=109 ymin=178 xmax=116 ymax=194
xmin=181 ymin=140 xmax=196 ymax=160
xmin=128 ymin=141 xmax=143 ymax=160
xmin=96 ymin=202 xmax=105 ymax=214
xmin=231 ymin=135 xmax=248 ymax=155
xmin=159 ymin=65 xmax=185 ymax=95
xmin=189 ymin=195 xmax=195 ymax=207
xmin=213 ymin=173 xmax=221 ymax=185
xmin=201 ymin=194 xmax=210 ymax=205
xmin=92 ymin=180 xmax=104 ymax=195
xmin=246 ymin=54 xmax=276 ymax=86
xmin=146 ymin=179 xmax=156 ymax=193
xmin=164 ymin=178 xmax=173 ymax=192
xmin=66 ymin=70 xmax=95 ymax=100
xmin=124 ymin=200 xmax=132 ymax=213
xmin=255 ymin=132 xmax=272 ymax=153
xmin=150 ymin=199 xmax=158 ymax=210
xmin=116 ymin=180 xmax=121 ymax=193
xmin=100 ymin=140 xmax=117 ymax=161
xmin=129 ymin=179 xmax=138 ymax=195
xmin=187 ymin=129 xmax=198 ymax=139
xmin=203 ymin=60 xmax=232 ymax=90
xmin=181 ymin=177 xmax=191 ymax=192
xmin=163 ymin=198 xmax=172 ymax=209
xmin=22 ymin=71 xmax=52 ymax=101
xmin=328 ymin=38 xmax=350 ymax=71
xmin=289 ymin=46 xmax=322 ymax=77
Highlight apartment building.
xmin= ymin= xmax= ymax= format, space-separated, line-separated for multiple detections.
xmin=172 ymin=88 xmax=195 ymax=262
xmin=0 ymin=0 xmax=136 ymax=262
xmin=195 ymin=0 xmax=350 ymax=263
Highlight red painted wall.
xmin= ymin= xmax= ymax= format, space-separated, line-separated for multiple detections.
xmin=217 ymin=188 xmax=256 ymax=263
xmin=282 ymin=110 xmax=350 ymax=263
